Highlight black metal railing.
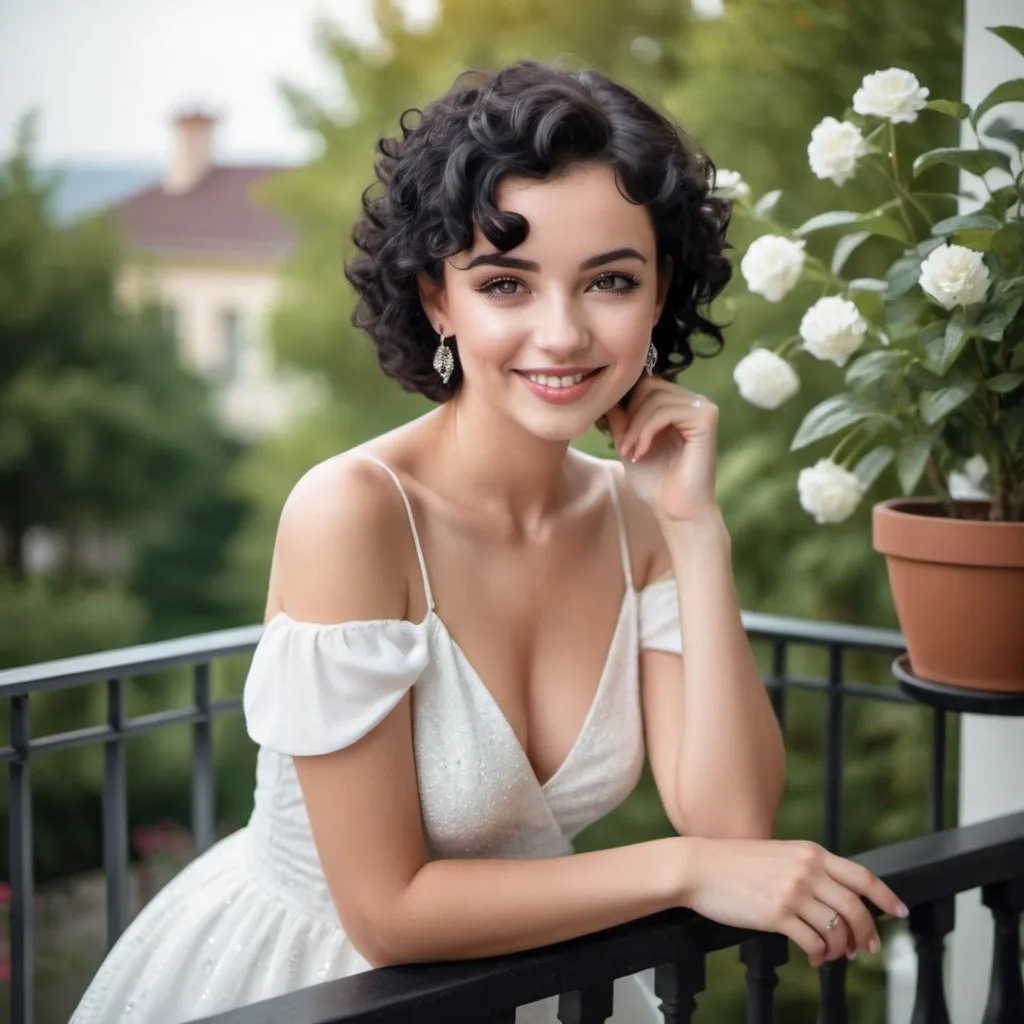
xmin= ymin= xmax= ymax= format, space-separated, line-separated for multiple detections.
xmin=2 ymin=612 xmax=1021 ymax=1023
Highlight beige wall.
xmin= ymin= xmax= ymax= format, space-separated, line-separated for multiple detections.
xmin=119 ymin=258 xmax=311 ymax=438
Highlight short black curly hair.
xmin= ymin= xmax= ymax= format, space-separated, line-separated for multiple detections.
xmin=346 ymin=60 xmax=732 ymax=403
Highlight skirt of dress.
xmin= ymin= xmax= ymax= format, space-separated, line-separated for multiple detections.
xmin=71 ymin=829 xmax=663 ymax=1024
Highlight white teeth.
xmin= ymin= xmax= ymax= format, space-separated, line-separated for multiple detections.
xmin=525 ymin=372 xmax=587 ymax=388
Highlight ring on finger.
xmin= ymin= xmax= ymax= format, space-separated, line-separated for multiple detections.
xmin=826 ymin=912 xmax=840 ymax=931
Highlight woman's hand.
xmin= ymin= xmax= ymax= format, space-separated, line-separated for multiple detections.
xmin=604 ymin=377 xmax=720 ymax=525
xmin=680 ymin=837 xmax=908 ymax=967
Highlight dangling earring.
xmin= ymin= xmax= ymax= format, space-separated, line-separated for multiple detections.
xmin=645 ymin=340 xmax=658 ymax=375
xmin=433 ymin=326 xmax=454 ymax=384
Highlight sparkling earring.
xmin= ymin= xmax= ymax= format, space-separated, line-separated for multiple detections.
xmin=433 ymin=326 xmax=455 ymax=384
xmin=645 ymin=340 xmax=658 ymax=375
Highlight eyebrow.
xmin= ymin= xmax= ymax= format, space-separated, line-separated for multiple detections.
xmin=462 ymin=247 xmax=648 ymax=272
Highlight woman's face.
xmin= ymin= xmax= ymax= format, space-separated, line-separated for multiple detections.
xmin=425 ymin=162 xmax=667 ymax=442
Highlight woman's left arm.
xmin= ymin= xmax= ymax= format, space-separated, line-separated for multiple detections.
xmin=607 ymin=378 xmax=786 ymax=840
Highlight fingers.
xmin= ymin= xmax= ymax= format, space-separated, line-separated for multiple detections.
xmin=813 ymin=877 xmax=880 ymax=955
xmin=618 ymin=392 xmax=713 ymax=462
xmin=799 ymin=899 xmax=851 ymax=966
xmin=780 ymin=915 xmax=828 ymax=967
xmin=827 ymin=855 xmax=909 ymax=922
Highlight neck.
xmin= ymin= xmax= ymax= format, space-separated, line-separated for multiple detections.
xmin=430 ymin=388 xmax=575 ymax=531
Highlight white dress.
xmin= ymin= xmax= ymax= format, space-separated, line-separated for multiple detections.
xmin=72 ymin=455 xmax=684 ymax=1024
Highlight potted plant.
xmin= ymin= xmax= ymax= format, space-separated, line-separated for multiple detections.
xmin=724 ymin=26 xmax=1024 ymax=692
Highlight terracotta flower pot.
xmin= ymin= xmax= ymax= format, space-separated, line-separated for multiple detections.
xmin=872 ymin=499 xmax=1024 ymax=692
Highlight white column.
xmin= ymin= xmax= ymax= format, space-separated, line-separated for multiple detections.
xmin=951 ymin=8 xmax=1024 ymax=1022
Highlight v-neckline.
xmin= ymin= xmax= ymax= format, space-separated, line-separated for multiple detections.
xmin=427 ymin=585 xmax=636 ymax=793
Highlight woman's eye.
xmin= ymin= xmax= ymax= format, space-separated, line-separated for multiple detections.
xmin=591 ymin=273 xmax=639 ymax=292
xmin=480 ymin=278 xmax=525 ymax=297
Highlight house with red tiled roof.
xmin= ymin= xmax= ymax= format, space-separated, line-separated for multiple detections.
xmin=110 ymin=110 xmax=310 ymax=438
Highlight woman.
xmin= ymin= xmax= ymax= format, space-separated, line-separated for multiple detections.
xmin=73 ymin=61 xmax=906 ymax=1023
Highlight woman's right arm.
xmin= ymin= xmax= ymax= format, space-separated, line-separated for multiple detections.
xmin=274 ymin=459 xmax=906 ymax=969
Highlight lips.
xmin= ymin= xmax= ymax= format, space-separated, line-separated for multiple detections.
xmin=512 ymin=366 xmax=606 ymax=405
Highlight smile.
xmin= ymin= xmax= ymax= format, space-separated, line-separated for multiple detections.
xmin=512 ymin=367 xmax=605 ymax=404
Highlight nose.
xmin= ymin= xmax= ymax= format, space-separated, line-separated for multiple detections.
xmin=533 ymin=296 xmax=589 ymax=358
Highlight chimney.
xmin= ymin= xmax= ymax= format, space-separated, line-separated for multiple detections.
xmin=165 ymin=109 xmax=217 ymax=194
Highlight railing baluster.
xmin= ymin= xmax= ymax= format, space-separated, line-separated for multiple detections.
xmin=817 ymin=959 xmax=850 ymax=1024
xmin=192 ymin=662 xmax=215 ymax=854
xmin=909 ymin=896 xmax=955 ymax=1024
xmin=980 ymin=878 xmax=1024 ymax=1024
xmin=103 ymin=677 xmax=129 ymax=947
xmin=8 ymin=694 xmax=34 ymax=1024
xmin=558 ymin=979 xmax=614 ymax=1023
xmin=930 ymin=707 xmax=946 ymax=832
xmin=824 ymin=645 xmax=844 ymax=853
xmin=740 ymin=933 xmax=788 ymax=1023
xmin=655 ymin=955 xmax=706 ymax=1024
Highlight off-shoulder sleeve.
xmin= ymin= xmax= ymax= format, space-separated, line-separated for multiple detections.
xmin=243 ymin=614 xmax=430 ymax=756
xmin=639 ymin=578 xmax=683 ymax=655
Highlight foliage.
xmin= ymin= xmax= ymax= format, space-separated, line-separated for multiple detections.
xmin=730 ymin=27 xmax=1024 ymax=522
xmin=0 ymin=116 xmax=253 ymax=883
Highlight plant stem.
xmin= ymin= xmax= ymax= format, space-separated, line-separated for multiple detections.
xmin=925 ymin=457 xmax=957 ymax=518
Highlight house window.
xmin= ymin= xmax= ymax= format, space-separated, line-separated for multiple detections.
xmin=216 ymin=307 xmax=247 ymax=383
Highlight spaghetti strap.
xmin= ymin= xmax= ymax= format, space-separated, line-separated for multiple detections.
xmin=348 ymin=453 xmax=435 ymax=612
xmin=604 ymin=462 xmax=635 ymax=591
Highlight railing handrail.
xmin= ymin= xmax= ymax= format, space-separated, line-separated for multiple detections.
xmin=0 ymin=611 xmax=905 ymax=696
xmin=194 ymin=810 xmax=1024 ymax=1024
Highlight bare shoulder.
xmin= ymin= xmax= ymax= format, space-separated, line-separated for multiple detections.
xmin=270 ymin=454 xmax=417 ymax=624
xmin=572 ymin=451 xmax=671 ymax=587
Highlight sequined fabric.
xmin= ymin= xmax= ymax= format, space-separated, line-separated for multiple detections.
xmin=71 ymin=457 xmax=683 ymax=1024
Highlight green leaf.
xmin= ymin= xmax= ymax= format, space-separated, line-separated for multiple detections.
xmin=931 ymin=212 xmax=1002 ymax=235
xmin=926 ymin=98 xmax=971 ymax=120
xmin=913 ymin=147 xmax=1013 ymax=179
xmin=974 ymin=79 xmax=1024 ymax=127
xmin=988 ymin=26 xmax=1024 ymax=62
xmin=855 ymin=215 xmax=910 ymax=243
xmin=897 ymin=434 xmax=935 ymax=494
xmin=936 ymin=312 xmax=972 ymax=373
xmin=973 ymin=295 xmax=1024 ymax=342
xmin=753 ymin=189 xmax=783 ymax=217
xmin=992 ymin=222 xmax=1024 ymax=273
xmin=984 ymin=117 xmax=1024 ymax=151
xmin=791 ymin=395 xmax=881 ymax=450
xmin=985 ymin=184 xmax=1024 ymax=218
xmin=885 ymin=254 xmax=922 ymax=298
xmin=919 ymin=382 xmax=977 ymax=425
xmin=986 ymin=373 xmax=1024 ymax=393
xmin=848 ymin=278 xmax=888 ymax=293
xmin=832 ymin=231 xmax=871 ymax=276
xmin=845 ymin=349 xmax=906 ymax=389
xmin=1003 ymin=407 xmax=1024 ymax=452
xmin=794 ymin=210 xmax=861 ymax=236
xmin=854 ymin=445 xmax=895 ymax=489
xmin=950 ymin=228 xmax=999 ymax=252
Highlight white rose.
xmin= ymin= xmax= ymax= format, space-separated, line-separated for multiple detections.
xmin=733 ymin=349 xmax=800 ymax=409
xmin=852 ymin=68 xmax=929 ymax=124
xmin=918 ymin=243 xmax=991 ymax=310
xmin=947 ymin=454 xmax=990 ymax=500
xmin=714 ymin=168 xmax=750 ymax=200
xmin=740 ymin=236 xmax=806 ymax=302
xmin=798 ymin=459 xmax=864 ymax=524
xmin=799 ymin=296 xmax=868 ymax=366
xmin=807 ymin=117 xmax=869 ymax=186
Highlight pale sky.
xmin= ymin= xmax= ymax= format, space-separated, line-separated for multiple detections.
xmin=0 ymin=0 xmax=437 ymax=164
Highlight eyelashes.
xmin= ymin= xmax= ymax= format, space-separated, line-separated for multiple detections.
xmin=476 ymin=272 xmax=642 ymax=300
